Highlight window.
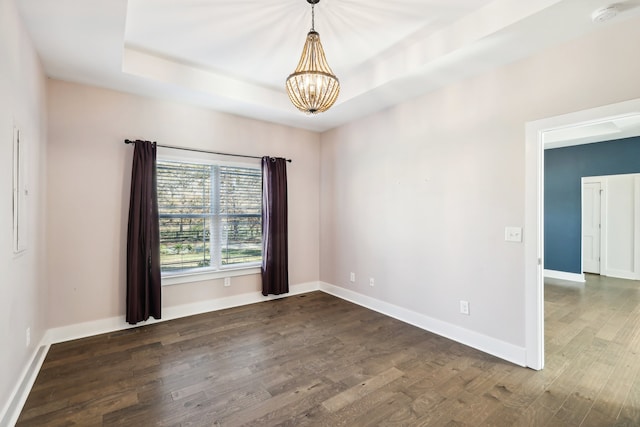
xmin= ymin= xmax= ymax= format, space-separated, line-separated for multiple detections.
xmin=157 ymin=159 xmax=262 ymax=277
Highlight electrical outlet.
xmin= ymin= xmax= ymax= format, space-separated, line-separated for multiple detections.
xmin=459 ymin=300 xmax=470 ymax=315
xmin=350 ymin=272 xmax=355 ymax=283
xmin=369 ymin=278 xmax=375 ymax=287
xmin=26 ymin=327 xmax=31 ymax=347
xmin=224 ymin=277 xmax=231 ymax=287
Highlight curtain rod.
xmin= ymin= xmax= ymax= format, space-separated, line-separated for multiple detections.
xmin=124 ymin=140 xmax=292 ymax=163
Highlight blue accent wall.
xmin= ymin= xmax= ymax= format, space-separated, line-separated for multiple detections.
xmin=544 ymin=136 xmax=640 ymax=273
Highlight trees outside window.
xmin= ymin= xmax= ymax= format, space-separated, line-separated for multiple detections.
xmin=156 ymin=160 xmax=262 ymax=274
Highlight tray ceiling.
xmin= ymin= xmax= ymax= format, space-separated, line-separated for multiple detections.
xmin=16 ymin=0 xmax=640 ymax=131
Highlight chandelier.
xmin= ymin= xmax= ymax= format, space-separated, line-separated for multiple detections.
xmin=285 ymin=0 xmax=340 ymax=114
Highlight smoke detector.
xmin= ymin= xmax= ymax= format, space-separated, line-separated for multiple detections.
xmin=591 ymin=5 xmax=618 ymax=23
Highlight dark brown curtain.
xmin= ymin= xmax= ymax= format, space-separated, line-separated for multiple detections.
xmin=126 ymin=140 xmax=161 ymax=324
xmin=261 ymin=156 xmax=289 ymax=296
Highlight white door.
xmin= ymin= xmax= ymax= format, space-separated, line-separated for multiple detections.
xmin=582 ymin=182 xmax=601 ymax=274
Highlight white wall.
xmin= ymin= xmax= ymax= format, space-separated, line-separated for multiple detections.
xmin=5 ymin=1 xmax=640 ymax=411
xmin=47 ymin=80 xmax=321 ymax=329
xmin=0 ymin=0 xmax=48 ymax=419
xmin=320 ymin=16 xmax=640 ymax=360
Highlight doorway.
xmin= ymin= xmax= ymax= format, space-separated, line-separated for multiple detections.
xmin=525 ymin=98 xmax=640 ymax=370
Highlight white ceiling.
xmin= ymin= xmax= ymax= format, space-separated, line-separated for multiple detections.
xmin=16 ymin=0 xmax=640 ymax=132
xmin=544 ymin=113 xmax=640 ymax=149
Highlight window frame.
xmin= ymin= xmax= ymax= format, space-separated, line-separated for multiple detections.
xmin=156 ymin=148 xmax=262 ymax=286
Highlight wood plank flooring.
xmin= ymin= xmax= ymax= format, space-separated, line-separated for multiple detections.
xmin=17 ymin=274 xmax=640 ymax=426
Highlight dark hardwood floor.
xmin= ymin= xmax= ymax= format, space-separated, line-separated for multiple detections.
xmin=17 ymin=274 xmax=640 ymax=426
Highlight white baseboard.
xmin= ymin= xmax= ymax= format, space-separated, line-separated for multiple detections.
xmin=47 ymin=279 xmax=528 ymax=366
xmin=7 ymin=282 xmax=319 ymax=427
xmin=544 ymin=269 xmax=585 ymax=283
xmin=601 ymin=269 xmax=640 ymax=281
xmin=11 ymin=279 xmax=531 ymax=427
xmin=46 ymin=281 xmax=321 ymax=345
xmin=0 ymin=340 xmax=49 ymax=427
xmin=319 ymin=282 xmax=527 ymax=367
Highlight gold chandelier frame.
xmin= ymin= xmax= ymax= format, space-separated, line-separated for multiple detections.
xmin=285 ymin=0 xmax=340 ymax=114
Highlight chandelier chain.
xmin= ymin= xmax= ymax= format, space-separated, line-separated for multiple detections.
xmin=311 ymin=3 xmax=315 ymax=31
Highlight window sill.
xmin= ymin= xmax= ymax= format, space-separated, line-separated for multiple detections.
xmin=161 ymin=266 xmax=261 ymax=286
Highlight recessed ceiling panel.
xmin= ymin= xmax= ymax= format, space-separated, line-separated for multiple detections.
xmin=17 ymin=0 xmax=640 ymax=131
xmin=124 ymin=0 xmax=494 ymax=88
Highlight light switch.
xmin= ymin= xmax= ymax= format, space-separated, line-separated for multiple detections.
xmin=505 ymin=226 xmax=523 ymax=242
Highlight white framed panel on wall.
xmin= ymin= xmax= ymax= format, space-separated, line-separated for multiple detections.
xmin=13 ymin=125 xmax=28 ymax=254
xmin=602 ymin=173 xmax=640 ymax=280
